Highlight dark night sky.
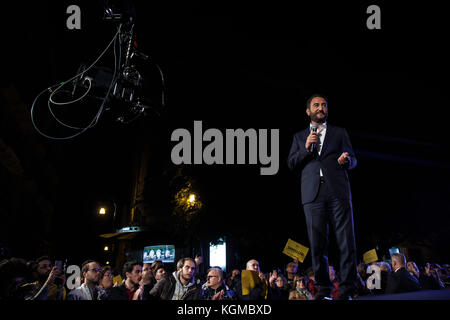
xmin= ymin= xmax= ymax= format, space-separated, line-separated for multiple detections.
xmin=2 ymin=2 xmax=450 ymax=269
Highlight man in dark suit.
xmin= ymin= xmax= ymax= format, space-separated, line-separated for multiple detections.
xmin=385 ymin=253 xmax=421 ymax=294
xmin=288 ymin=94 xmax=358 ymax=300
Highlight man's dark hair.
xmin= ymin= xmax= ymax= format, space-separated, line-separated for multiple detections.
xmin=306 ymin=267 xmax=315 ymax=278
xmin=179 ymin=257 xmax=196 ymax=269
xmin=36 ymin=256 xmax=51 ymax=265
xmin=306 ymin=94 xmax=328 ymax=110
xmin=100 ymin=265 xmax=112 ymax=279
xmin=151 ymin=261 xmax=164 ymax=273
xmin=81 ymin=260 xmax=97 ymax=274
xmin=122 ymin=260 xmax=141 ymax=277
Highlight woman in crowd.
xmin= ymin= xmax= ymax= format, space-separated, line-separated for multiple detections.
xmin=289 ymin=275 xmax=312 ymax=300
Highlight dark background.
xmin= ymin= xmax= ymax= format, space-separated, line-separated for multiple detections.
xmin=1 ymin=1 xmax=449 ymax=271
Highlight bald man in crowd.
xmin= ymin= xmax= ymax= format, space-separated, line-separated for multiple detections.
xmin=232 ymin=259 xmax=267 ymax=300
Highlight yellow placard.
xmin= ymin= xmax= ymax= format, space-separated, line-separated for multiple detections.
xmin=363 ymin=249 xmax=378 ymax=264
xmin=241 ymin=270 xmax=260 ymax=296
xmin=241 ymin=270 xmax=267 ymax=298
xmin=282 ymin=239 xmax=309 ymax=263
xmin=112 ymin=275 xmax=123 ymax=286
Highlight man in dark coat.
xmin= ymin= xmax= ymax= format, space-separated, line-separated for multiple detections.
xmin=385 ymin=253 xmax=421 ymax=294
xmin=288 ymin=94 xmax=358 ymax=300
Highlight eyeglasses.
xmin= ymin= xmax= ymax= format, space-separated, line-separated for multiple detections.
xmin=89 ymin=268 xmax=102 ymax=273
xmin=207 ymin=275 xmax=218 ymax=280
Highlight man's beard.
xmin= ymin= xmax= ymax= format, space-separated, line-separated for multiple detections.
xmin=88 ymin=276 xmax=100 ymax=285
xmin=181 ymin=273 xmax=192 ymax=283
xmin=310 ymin=111 xmax=327 ymax=123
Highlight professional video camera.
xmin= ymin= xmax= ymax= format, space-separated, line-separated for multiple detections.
xmin=31 ymin=1 xmax=165 ymax=140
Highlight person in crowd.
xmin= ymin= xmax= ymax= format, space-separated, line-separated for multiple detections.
xmin=329 ymin=266 xmax=340 ymax=299
xmin=21 ymin=256 xmax=66 ymax=300
xmin=149 ymin=257 xmax=202 ymax=300
xmin=107 ymin=260 xmax=142 ymax=300
xmin=439 ymin=265 xmax=449 ymax=287
xmin=194 ymin=253 xmax=206 ymax=285
xmin=268 ymin=271 xmax=290 ymax=300
xmin=139 ymin=262 xmax=156 ymax=300
xmin=289 ymin=275 xmax=312 ymax=300
xmin=357 ymin=263 xmax=368 ymax=283
xmin=385 ymin=253 xmax=421 ymax=294
xmin=285 ymin=261 xmax=298 ymax=287
xmin=0 ymin=257 xmax=29 ymax=300
xmin=354 ymin=270 xmax=369 ymax=297
xmin=202 ymin=267 xmax=236 ymax=300
xmin=133 ymin=262 xmax=154 ymax=300
xmin=98 ymin=265 xmax=115 ymax=295
xmin=370 ymin=261 xmax=391 ymax=295
xmin=406 ymin=261 xmax=420 ymax=279
xmin=305 ymin=267 xmax=318 ymax=298
xmin=232 ymin=259 xmax=267 ymax=300
xmin=153 ymin=263 xmax=166 ymax=282
xmin=226 ymin=269 xmax=240 ymax=291
xmin=67 ymin=260 xmax=106 ymax=300
xmin=419 ymin=263 xmax=445 ymax=290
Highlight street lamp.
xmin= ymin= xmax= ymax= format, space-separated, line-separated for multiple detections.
xmin=98 ymin=201 xmax=118 ymax=231
xmin=188 ymin=193 xmax=196 ymax=204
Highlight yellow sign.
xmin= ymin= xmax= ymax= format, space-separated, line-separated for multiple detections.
xmin=241 ymin=270 xmax=267 ymax=298
xmin=363 ymin=249 xmax=378 ymax=264
xmin=241 ymin=270 xmax=260 ymax=295
xmin=112 ymin=275 xmax=123 ymax=286
xmin=282 ymin=239 xmax=309 ymax=263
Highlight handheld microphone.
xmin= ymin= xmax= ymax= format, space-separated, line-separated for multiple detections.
xmin=310 ymin=124 xmax=318 ymax=153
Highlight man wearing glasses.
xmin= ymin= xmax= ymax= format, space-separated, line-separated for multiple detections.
xmin=67 ymin=260 xmax=107 ymax=300
xmin=202 ymin=267 xmax=236 ymax=300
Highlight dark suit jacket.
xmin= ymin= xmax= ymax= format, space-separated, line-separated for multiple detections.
xmin=288 ymin=124 xmax=357 ymax=204
xmin=385 ymin=267 xmax=421 ymax=294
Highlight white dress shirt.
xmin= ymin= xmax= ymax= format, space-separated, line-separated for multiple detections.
xmin=310 ymin=122 xmax=327 ymax=177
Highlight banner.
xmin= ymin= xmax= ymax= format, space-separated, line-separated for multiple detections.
xmin=282 ymin=238 xmax=309 ymax=263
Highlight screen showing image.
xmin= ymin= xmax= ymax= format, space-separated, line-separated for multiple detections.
xmin=143 ymin=244 xmax=175 ymax=263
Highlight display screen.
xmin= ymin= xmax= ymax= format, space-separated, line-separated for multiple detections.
xmin=143 ymin=244 xmax=175 ymax=263
xmin=209 ymin=239 xmax=226 ymax=271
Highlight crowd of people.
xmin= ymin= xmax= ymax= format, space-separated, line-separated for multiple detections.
xmin=0 ymin=252 xmax=448 ymax=300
